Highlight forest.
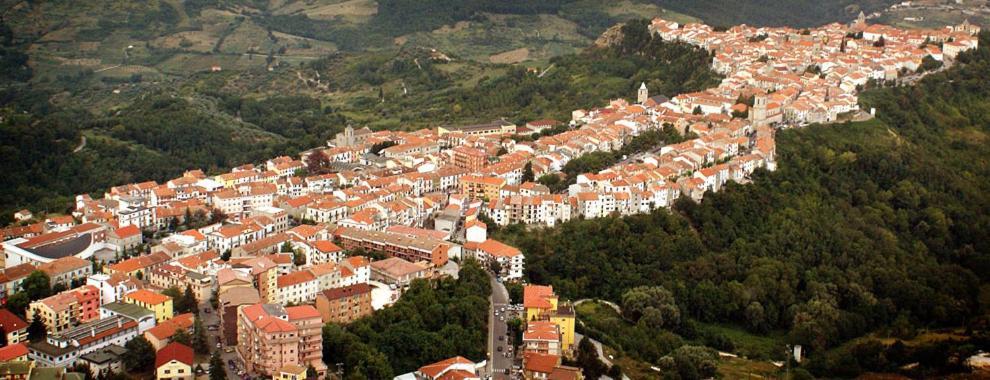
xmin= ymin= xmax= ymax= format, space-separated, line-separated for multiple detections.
xmin=494 ymin=32 xmax=990 ymax=378
xmin=652 ymin=0 xmax=897 ymax=28
xmin=321 ymin=260 xmax=491 ymax=378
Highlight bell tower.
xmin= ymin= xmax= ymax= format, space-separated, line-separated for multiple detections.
xmin=637 ymin=82 xmax=649 ymax=104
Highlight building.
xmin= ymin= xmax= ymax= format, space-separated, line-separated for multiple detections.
xmin=1 ymin=224 xmax=107 ymax=267
xmin=437 ymin=119 xmax=516 ymax=137
xmin=99 ymin=302 xmax=157 ymax=334
xmin=460 ymin=176 xmax=506 ymax=200
xmin=0 ymin=344 xmax=29 ymax=362
xmin=104 ymin=252 xmax=171 ymax=278
xmin=0 ymin=309 xmax=28 ymax=344
xmin=335 ymin=228 xmax=449 ymax=267
xmin=396 ymin=356 xmax=481 ymax=380
xmin=522 ymin=321 xmax=562 ymax=356
xmin=462 ymin=238 xmax=524 ymax=281
xmin=37 ymin=257 xmax=91 ymax=289
xmin=522 ymin=352 xmax=581 ymax=380
xmin=524 ymin=285 xmax=576 ymax=353
xmin=0 ymin=361 xmax=33 ymax=380
xmin=369 ymin=257 xmax=430 ymax=288
xmin=107 ymin=225 xmax=142 ymax=253
xmin=28 ymin=286 xmax=101 ymax=335
xmin=275 ymin=271 xmax=319 ymax=305
xmin=0 ymin=264 xmax=37 ymax=306
xmin=86 ymin=273 xmax=143 ymax=306
xmin=236 ymin=304 xmax=326 ymax=378
xmin=143 ymin=313 xmax=195 ymax=350
xmin=77 ymin=345 xmax=127 ymax=378
xmin=124 ymin=289 xmax=173 ymax=322
xmin=28 ymin=315 xmax=140 ymax=367
xmin=450 ymin=146 xmax=488 ymax=172
xmin=218 ymin=287 xmax=261 ymax=346
xmin=273 ymin=364 xmax=307 ymax=380
xmin=314 ymin=284 xmax=372 ymax=324
xmin=155 ymin=342 xmax=194 ymax=380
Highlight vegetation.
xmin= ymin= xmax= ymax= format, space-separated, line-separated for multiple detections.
xmin=322 ymin=260 xmax=491 ymax=377
xmin=652 ymin=0 xmax=897 ymax=28
xmin=497 ymin=31 xmax=990 ymax=377
xmin=123 ymin=336 xmax=156 ymax=372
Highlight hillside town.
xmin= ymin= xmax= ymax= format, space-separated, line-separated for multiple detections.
xmin=0 ymin=14 xmax=981 ymax=380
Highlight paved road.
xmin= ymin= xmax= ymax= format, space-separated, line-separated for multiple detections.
xmin=198 ymin=302 xmax=243 ymax=380
xmin=488 ymin=274 xmax=514 ymax=380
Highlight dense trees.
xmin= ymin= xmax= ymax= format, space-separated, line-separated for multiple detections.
xmin=651 ymin=0 xmax=896 ymax=28
xmin=498 ymin=31 xmax=990 ymax=377
xmin=123 ymin=336 xmax=156 ymax=372
xmin=323 ymin=260 xmax=491 ymax=376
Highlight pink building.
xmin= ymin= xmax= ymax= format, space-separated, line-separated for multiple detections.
xmin=236 ymin=304 xmax=326 ymax=379
xmin=73 ymin=284 xmax=101 ymax=322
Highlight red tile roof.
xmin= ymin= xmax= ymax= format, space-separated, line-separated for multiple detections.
xmin=523 ymin=285 xmax=555 ymax=309
xmin=156 ymin=342 xmax=194 ymax=368
xmin=126 ymin=289 xmax=171 ymax=305
xmin=523 ymin=352 xmax=560 ymax=374
xmin=0 ymin=343 xmax=28 ymax=361
xmin=285 ymin=305 xmax=321 ymax=320
xmin=419 ymin=356 xmax=475 ymax=379
xmin=0 ymin=309 xmax=28 ymax=332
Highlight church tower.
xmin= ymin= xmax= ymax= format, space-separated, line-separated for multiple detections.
xmin=637 ymin=82 xmax=649 ymax=104
xmin=751 ymin=94 xmax=768 ymax=125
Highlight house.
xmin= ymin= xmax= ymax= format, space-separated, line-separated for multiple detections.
xmin=104 ymin=252 xmax=171 ymax=278
xmin=462 ymin=238 xmax=524 ymax=281
xmin=38 ymin=256 xmax=92 ymax=289
xmin=155 ymin=342 xmax=194 ymax=380
xmin=0 ymin=309 xmax=28 ymax=344
xmin=0 ymin=343 xmax=28 ymax=362
xmin=273 ymin=364 xmax=307 ymax=380
xmin=335 ymin=228 xmax=449 ymax=267
xmin=314 ymin=284 xmax=373 ymax=324
xmin=276 ymin=271 xmax=319 ymax=305
xmin=522 ymin=321 xmax=562 ymax=356
xmin=369 ymin=257 xmax=430 ymax=288
xmin=28 ymin=285 xmax=101 ymax=334
xmin=143 ymin=313 xmax=195 ymax=350
xmin=398 ymin=356 xmax=481 ymax=380
xmin=124 ymin=289 xmax=173 ymax=322
xmin=107 ymin=225 xmax=142 ymax=253
xmin=86 ymin=273 xmax=143 ymax=306
xmin=13 ymin=210 xmax=32 ymax=223
xmin=0 ymin=361 xmax=33 ymax=380
xmin=0 ymin=264 xmax=38 ymax=306
xmin=78 ymin=345 xmax=128 ymax=378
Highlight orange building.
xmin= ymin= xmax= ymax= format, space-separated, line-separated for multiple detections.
xmin=451 ymin=146 xmax=488 ymax=172
xmin=460 ymin=175 xmax=506 ymax=200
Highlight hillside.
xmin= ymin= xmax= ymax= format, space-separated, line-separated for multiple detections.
xmin=493 ymin=31 xmax=990 ymax=378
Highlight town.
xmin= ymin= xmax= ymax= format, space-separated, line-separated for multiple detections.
xmin=0 ymin=13 xmax=980 ymax=380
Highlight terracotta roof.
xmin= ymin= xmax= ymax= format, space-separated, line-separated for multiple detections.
xmin=284 ymin=305 xmax=321 ymax=320
xmin=0 ymin=343 xmax=28 ymax=361
xmin=312 ymin=240 xmax=342 ymax=253
xmin=523 ymin=352 xmax=560 ymax=374
xmin=113 ymin=225 xmax=141 ymax=239
xmin=419 ymin=356 xmax=475 ymax=379
xmin=126 ymin=289 xmax=171 ymax=305
xmin=523 ymin=285 xmax=555 ymax=309
xmin=144 ymin=313 xmax=194 ymax=340
xmin=155 ymin=342 xmax=194 ymax=368
xmin=277 ymin=271 xmax=316 ymax=288
xmin=0 ymin=309 xmax=27 ymax=332
xmin=38 ymin=256 xmax=90 ymax=276
xmin=475 ymin=239 xmax=521 ymax=258
xmin=370 ymin=257 xmax=426 ymax=278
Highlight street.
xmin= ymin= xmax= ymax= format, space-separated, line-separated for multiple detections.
xmin=198 ymin=302 xmax=243 ymax=380
xmin=488 ymin=274 xmax=514 ymax=380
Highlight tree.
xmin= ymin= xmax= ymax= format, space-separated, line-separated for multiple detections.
xmin=209 ymin=351 xmax=226 ymax=380
xmin=305 ymin=151 xmax=331 ymax=174
xmin=51 ymin=282 xmax=67 ymax=294
xmin=874 ymin=36 xmax=885 ymax=47
xmin=183 ymin=286 xmax=199 ymax=314
xmin=293 ymin=251 xmax=307 ymax=266
xmin=522 ymin=162 xmax=535 ymax=183
xmin=576 ymin=337 xmax=606 ymax=379
xmin=172 ymin=328 xmax=192 ymax=346
xmin=28 ymin=319 xmax=46 ymax=341
xmin=22 ymin=271 xmax=51 ymax=300
xmin=221 ymin=250 xmax=231 ymax=261
xmin=6 ymin=293 xmax=30 ymax=317
xmin=193 ymin=315 xmax=209 ymax=354
xmin=123 ymin=336 xmax=156 ymax=372
xmin=281 ymin=241 xmax=294 ymax=253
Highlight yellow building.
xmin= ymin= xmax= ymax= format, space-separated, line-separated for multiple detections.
xmin=27 ymin=292 xmax=76 ymax=335
xmin=460 ymin=175 xmax=506 ymax=200
xmin=274 ymin=364 xmax=308 ymax=380
xmin=155 ymin=342 xmax=193 ymax=380
xmin=125 ymin=289 xmax=174 ymax=322
xmin=523 ymin=285 xmax=576 ymax=353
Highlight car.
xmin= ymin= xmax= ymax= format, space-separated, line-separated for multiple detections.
xmin=217 ymin=342 xmax=222 ymax=348
xmin=498 ymin=336 xmax=504 ymax=341
xmin=497 ymin=346 xmax=503 ymax=352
